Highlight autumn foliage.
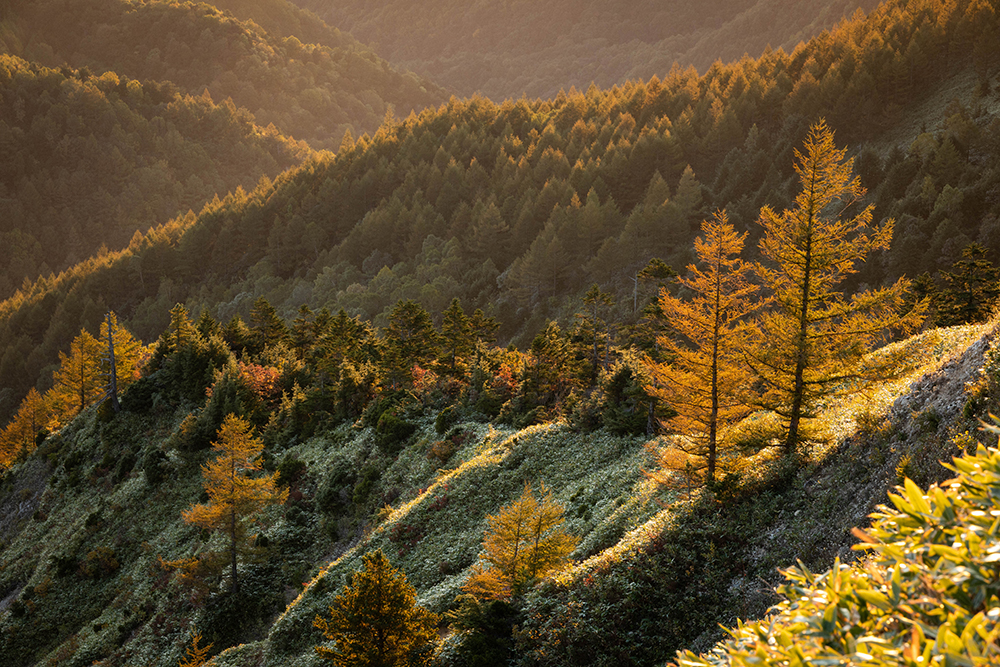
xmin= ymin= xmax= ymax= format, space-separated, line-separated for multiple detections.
xmin=464 ymin=483 xmax=577 ymax=600
xmin=647 ymin=211 xmax=759 ymax=483
xmin=314 ymin=550 xmax=439 ymax=667
xmin=748 ymin=120 xmax=925 ymax=453
xmin=182 ymin=414 xmax=287 ymax=593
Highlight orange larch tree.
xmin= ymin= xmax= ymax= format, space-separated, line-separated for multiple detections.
xmin=49 ymin=329 xmax=103 ymax=423
xmin=749 ymin=120 xmax=925 ymax=455
xmin=647 ymin=210 xmax=759 ymax=485
xmin=0 ymin=388 xmax=49 ymax=468
xmin=182 ymin=414 xmax=287 ymax=593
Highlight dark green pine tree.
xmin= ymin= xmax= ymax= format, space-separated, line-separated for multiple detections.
xmin=935 ymin=243 xmax=1000 ymax=326
xmin=384 ymin=300 xmax=440 ymax=388
xmin=249 ymin=297 xmax=290 ymax=354
xmin=291 ymin=304 xmax=316 ymax=360
xmin=469 ymin=309 xmax=500 ymax=346
xmin=438 ymin=298 xmax=473 ymax=378
xmin=574 ymin=284 xmax=615 ymax=385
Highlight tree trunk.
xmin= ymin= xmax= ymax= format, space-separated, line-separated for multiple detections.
xmin=230 ymin=509 xmax=239 ymax=594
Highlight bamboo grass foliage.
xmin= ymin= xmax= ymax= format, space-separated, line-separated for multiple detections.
xmin=676 ymin=430 xmax=1000 ymax=667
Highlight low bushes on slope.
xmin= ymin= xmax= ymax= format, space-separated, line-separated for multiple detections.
xmin=677 ymin=435 xmax=1000 ymax=667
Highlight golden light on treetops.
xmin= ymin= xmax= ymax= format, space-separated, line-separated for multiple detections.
xmin=747 ymin=119 xmax=927 ymax=455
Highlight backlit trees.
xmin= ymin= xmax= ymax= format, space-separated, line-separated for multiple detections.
xmin=648 ymin=211 xmax=759 ymax=484
xmin=935 ymin=242 xmax=1000 ymax=325
xmin=182 ymin=414 xmax=287 ymax=593
xmin=49 ymin=329 xmax=103 ymax=422
xmin=314 ymin=550 xmax=439 ymax=667
xmin=463 ymin=483 xmax=577 ymax=600
xmin=0 ymin=388 xmax=49 ymax=467
xmin=749 ymin=120 xmax=924 ymax=454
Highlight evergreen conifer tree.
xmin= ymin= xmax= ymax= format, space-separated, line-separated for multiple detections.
xmin=314 ymin=550 xmax=438 ymax=667
xmin=935 ymin=242 xmax=1000 ymax=325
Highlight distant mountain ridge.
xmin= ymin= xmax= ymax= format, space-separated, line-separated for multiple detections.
xmin=292 ymin=0 xmax=882 ymax=100
xmin=1 ymin=0 xmax=448 ymax=150
xmin=0 ymin=53 xmax=307 ymax=299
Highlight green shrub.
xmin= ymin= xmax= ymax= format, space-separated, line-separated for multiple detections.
xmin=351 ymin=466 xmax=382 ymax=507
xmin=317 ymin=464 xmax=356 ymax=514
xmin=201 ymin=563 xmax=283 ymax=649
xmin=676 ymin=438 xmax=1000 ymax=667
xmin=141 ymin=448 xmax=169 ymax=486
xmin=78 ymin=547 xmax=119 ymax=579
xmin=276 ymin=454 xmax=307 ymax=487
xmin=447 ymin=595 xmax=522 ymax=667
xmin=120 ymin=375 xmax=157 ymax=413
xmin=436 ymin=405 xmax=460 ymax=434
xmin=375 ymin=412 xmax=417 ymax=454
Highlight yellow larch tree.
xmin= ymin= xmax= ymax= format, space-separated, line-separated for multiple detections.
xmin=463 ymin=483 xmax=577 ymax=601
xmin=178 ymin=633 xmax=213 ymax=667
xmin=182 ymin=414 xmax=287 ymax=593
xmin=0 ymin=388 xmax=49 ymax=468
xmin=647 ymin=210 xmax=759 ymax=485
xmin=49 ymin=328 xmax=103 ymax=424
xmin=100 ymin=312 xmax=146 ymax=392
xmin=749 ymin=120 xmax=925 ymax=455
xmin=314 ymin=550 xmax=439 ymax=667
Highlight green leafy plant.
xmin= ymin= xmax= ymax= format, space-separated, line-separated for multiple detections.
xmin=675 ymin=437 xmax=1000 ymax=667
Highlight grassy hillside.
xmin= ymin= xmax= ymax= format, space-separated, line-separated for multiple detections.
xmin=0 ymin=307 xmax=994 ymax=667
xmin=292 ymin=0 xmax=881 ymax=100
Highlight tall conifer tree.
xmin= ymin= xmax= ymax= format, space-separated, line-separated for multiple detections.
xmin=314 ymin=550 xmax=438 ymax=667
xmin=182 ymin=414 xmax=287 ymax=593
xmin=648 ymin=210 xmax=758 ymax=483
xmin=749 ymin=120 xmax=924 ymax=454
xmin=49 ymin=329 xmax=103 ymax=421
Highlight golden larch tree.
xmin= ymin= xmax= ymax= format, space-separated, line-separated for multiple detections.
xmin=464 ymin=483 xmax=577 ymax=600
xmin=49 ymin=328 xmax=103 ymax=423
xmin=749 ymin=120 xmax=925 ymax=455
xmin=178 ymin=633 xmax=213 ymax=667
xmin=0 ymin=388 xmax=49 ymax=468
xmin=314 ymin=550 xmax=439 ymax=667
xmin=647 ymin=210 xmax=759 ymax=484
xmin=100 ymin=312 xmax=146 ymax=391
xmin=182 ymin=414 xmax=287 ymax=593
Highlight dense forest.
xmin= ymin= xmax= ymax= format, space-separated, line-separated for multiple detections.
xmin=293 ymin=0 xmax=882 ymax=100
xmin=0 ymin=137 xmax=996 ymax=667
xmin=0 ymin=53 xmax=308 ymax=300
xmin=1 ymin=0 xmax=448 ymax=150
xmin=2 ymin=0 xmax=1000 ymax=665
xmin=0 ymin=0 xmax=998 ymax=429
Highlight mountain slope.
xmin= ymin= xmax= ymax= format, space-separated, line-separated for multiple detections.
xmin=0 ymin=54 xmax=307 ymax=299
xmin=0 ymin=306 xmax=993 ymax=667
xmin=0 ymin=0 xmax=997 ymax=427
xmin=1 ymin=0 xmax=448 ymax=150
xmin=292 ymin=0 xmax=881 ymax=100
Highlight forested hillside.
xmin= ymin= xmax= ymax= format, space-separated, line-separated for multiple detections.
xmin=293 ymin=0 xmax=881 ymax=100
xmin=0 ymin=54 xmax=308 ymax=300
xmin=3 ymin=1 xmax=1000 ymax=665
xmin=1 ymin=0 xmax=997 ymax=427
xmin=0 ymin=0 xmax=448 ymax=150
xmin=0 ymin=208 xmax=995 ymax=667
